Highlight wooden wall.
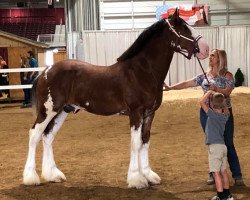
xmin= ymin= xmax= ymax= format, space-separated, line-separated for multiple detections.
xmin=8 ymin=47 xmax=37 ymax=99
xmin=0 ymin=34 xmax=67 ymax=100
xmin=54 ymin=51 xmax=67 ymax=63
xmin=9 ymin=50 xmax=67 ymax=100
xmin=0 ymin=36 xmax=42 ymax=100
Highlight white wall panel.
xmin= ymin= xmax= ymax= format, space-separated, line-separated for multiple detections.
xmin=102 ymin=18 xmax=133 ymax=29
xmin=100 ymin=0 xmax=194 ymax=30
xmin=210 ymin=15 xmax=227 ymax=26
xmin=82 ymin=25 xmax=250 ymax=86
xmin=133 ymin=1 xmax=164 ymax=13
xmin=229 ymin=13 xmax=250 ymax=25
xmin=133 ymin=17 xmax=157 ymax=29
xmin=100 ymin=0 xmax=250 ymax=29
xmin=228 ymin=0 xmax=250 ymax=10
xmin=102 ymin=2 xmax=132 ymax=14
xmin=83 ymin=30 xmax=141 ymax=65
xmin=219 ymin=26 xmax=248 ymax=86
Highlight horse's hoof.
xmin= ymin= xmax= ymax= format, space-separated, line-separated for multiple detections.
xmin=127 ymin=172 xmax=149 ymax=189
xmin=143 ymin=170 xmax=161 ymax=185
xmin=52 ymin=176 xmax=66 ymax=183
xmin=42 ymin=167 xmax=66 ymax=183
xmin=51 ymin=170 xmax=66 ymax=183
xmin=23 ymin=170 xmax=40 ymax=186
xmin=128 ymin=180 xmax=149 ymax=189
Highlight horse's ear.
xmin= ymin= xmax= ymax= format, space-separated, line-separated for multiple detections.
xmin=171 ymin=8 xmax=179 ymax=22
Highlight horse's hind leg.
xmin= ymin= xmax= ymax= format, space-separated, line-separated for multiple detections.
xmin=23 ymin=111 xmax=57 ymax=185
xmin=41 ymin=110 xmax=68 ymax=183
xmin=139 ymin=112 xmax=161 ymax=185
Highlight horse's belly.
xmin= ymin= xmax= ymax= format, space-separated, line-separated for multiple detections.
xmin=79 ymin=99 xmax=126 ymax=116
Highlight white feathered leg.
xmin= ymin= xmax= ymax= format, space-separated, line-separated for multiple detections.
xmin=42 ymin=111 xmax=68 ymax=182
xmin=140 ymin=142 xmax=161 ymax=185
xmin=23 ymin=127 xmax=42 ymax=185
xmin=127 ymin=124 xmax=148 ymax=189
xmin=23 ymin=93 xmax=57 ymax=185
xmin=23 ymin=114 xmax=56 ymax=185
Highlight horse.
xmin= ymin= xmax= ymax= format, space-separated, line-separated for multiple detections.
xmin=23 ymin=9 xmax=209 ymax=189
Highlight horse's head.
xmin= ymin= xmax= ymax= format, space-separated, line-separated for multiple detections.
xmin=166 ymin=9 xmax=209 ymax=60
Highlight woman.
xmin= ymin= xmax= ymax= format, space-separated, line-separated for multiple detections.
xmin=165 ymin=49 xmax=244 ymax=186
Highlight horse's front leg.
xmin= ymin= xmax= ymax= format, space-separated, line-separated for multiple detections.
xmin=140 ymin=112 xmax=161 ymax=185
xmin=127 ymin=111 xmax=148 ymax=189
xmin=41 ymin=111 xmax=68 ymax=183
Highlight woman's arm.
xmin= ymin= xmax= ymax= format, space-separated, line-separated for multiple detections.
xmin=209 ymin=72 xmax=234 ymax=96
xmin=169 ymin=79 xmax=197 ymax=90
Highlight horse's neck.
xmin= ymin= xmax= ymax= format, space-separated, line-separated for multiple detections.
xmin=132 ymin=38 xmax=174 ymax=85
xmin=152 ymin=52 xmax=174 ymax=84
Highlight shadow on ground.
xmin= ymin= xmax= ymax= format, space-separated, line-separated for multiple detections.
xmin=0 ymin=183 xmax=181 ymax=200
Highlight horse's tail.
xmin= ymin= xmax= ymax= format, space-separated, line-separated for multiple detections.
xmin=31 ymin=75 xmax=39 ymax=115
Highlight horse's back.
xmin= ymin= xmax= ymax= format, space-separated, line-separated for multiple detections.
xmin=52 ymin=59 xmax=109 ymax=71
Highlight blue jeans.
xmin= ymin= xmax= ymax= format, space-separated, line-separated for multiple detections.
xmin=200 ymin=108 xmax=242 ymax=178
xmin=22 ymin=79 xmax=31 ymax=104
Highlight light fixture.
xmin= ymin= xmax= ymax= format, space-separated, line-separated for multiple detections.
xmin=45 ymin=50 xmax=54 ymax=66
xmin=52 ymin=48 xmax=58 ymax=53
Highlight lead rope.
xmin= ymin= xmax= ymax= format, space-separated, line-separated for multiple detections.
xmin=196 ymin=57 xmax=212 ymax=108
xmin=196 ymin=57 xmax=209 ymax=84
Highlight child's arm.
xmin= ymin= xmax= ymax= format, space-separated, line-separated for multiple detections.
xmin=223 ymin=101 xmax=230 ymax=117
xmin=199 ymin=90 xmax=213 ymax=113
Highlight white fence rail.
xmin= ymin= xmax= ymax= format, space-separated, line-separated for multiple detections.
xmin=0 ymin=67 xmax=46 ymax=90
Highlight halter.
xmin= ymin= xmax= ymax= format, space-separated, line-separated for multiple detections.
xmin=165 ymin=19 xmax=211 ymax=95
xmin=165 ymin=19 xmax=202 ymax=59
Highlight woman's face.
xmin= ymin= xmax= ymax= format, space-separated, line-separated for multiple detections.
xmin=209 ymin=50 xmax=219 ymax=68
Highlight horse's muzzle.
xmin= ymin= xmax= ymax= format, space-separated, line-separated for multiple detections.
xmin=195 ymin=37 xmax=209 ymax=60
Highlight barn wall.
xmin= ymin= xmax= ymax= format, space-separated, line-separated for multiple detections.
xmin=0 ymin=35 xmax=47 ymax=100
xmin=54 ymin=51 xmax=67 ymax=63
xmin=8 ymin=47 xmax=33 ymax=99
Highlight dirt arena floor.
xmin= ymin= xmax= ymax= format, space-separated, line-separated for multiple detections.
xmin=0 ymin=87 xmax=249 ymax=200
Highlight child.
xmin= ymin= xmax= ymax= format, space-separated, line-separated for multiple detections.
xmin=199 ymin=90 xmax=233 ymax=200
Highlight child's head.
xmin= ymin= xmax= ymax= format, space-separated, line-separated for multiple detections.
xmin=212 ymin=92 xmax=225 ymax=109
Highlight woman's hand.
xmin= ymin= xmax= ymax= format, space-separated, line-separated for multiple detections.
xmin=163 ymin=83 xmax=171 ymax=91
xmin=209 ymin=84 xmax=218 ymax=92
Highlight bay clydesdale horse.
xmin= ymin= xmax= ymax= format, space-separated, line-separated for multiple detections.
xmin=23 ymin=9 xmax=209 ymax=189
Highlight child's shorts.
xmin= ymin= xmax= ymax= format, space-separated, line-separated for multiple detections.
xmin=208 ymin=144 xmax=227 ymax=172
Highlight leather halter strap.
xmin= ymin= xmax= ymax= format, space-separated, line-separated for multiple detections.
xmin=165 ymin=19 xmax=202 ymax=59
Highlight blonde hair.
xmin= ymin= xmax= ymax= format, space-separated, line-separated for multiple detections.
xmin=212 ymin=92 xmax=225 ymax=109
xmin=21 ymin=56 xmax=29 ymax=66
xmin=209 ymin=49 xmax=228 ymax=76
